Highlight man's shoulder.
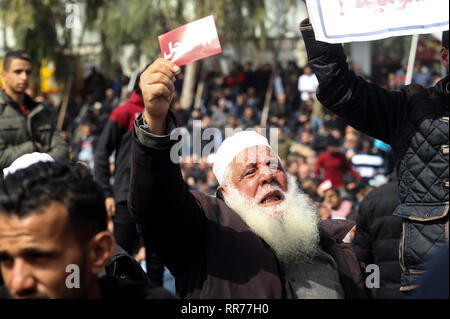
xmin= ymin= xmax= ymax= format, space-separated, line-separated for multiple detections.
xmin=0 ymin=90 xmax=8 ymax=105
xmin=0 ymin=91 xmax=16 ymax=113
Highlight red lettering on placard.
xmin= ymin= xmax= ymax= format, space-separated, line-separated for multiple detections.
xmin=338 ymin=0 xmax=345 ymax=15
xmin=355 ymin=0 xmax=424 ymax=13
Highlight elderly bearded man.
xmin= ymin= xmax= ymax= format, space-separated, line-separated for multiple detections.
xmin=128 ymin=59 xmax=369 ymax=299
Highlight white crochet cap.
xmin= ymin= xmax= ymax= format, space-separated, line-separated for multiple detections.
xmin=213 ymin=130 xmax=272 ymax=185
xmin=3 ymin=152 xmax=55 ymax=177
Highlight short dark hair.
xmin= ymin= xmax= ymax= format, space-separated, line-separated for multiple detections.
xmin=3 ymin=50 xmax=31 ymax=71
xmin=0 ymin=161 xmax=107 ymax=246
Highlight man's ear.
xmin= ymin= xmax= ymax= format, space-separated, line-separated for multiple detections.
xmin=440 ymin=48 xmax=449 ymax=69
xmin=216 ymin=185 xmax=227 ymax=200
xmin=87 ymin=232 xmax=115 ymax=276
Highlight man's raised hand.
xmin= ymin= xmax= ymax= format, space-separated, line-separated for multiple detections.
xmin=139 ymin=58 xmax=180 ymax=135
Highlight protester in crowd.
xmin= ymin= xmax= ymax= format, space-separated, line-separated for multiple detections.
xmin=353 ymin=172 xmax=403 ymax=299
xmin=85 ymin=66 xmax=106 ymax=102
xmin=274 ymin=65 xmax=285 ymax=98
xmin=277 ymin=129 xmax=296 ymax=160
xmin=70 ymin=117 xmax=98 ymax=170
xmin=314 ymin=136 xmax=362 ymax=190
xmin=128 ymin=58 xmax=369 ymax=299
xmin=297 ymin=65 xmax=318 ymax=103
xmin=102 ymin=88 xmax=120 ymax=115
xmin=240 ymin=106 xmax=258 ymax=128
xmin=0 ymin=159 xmax=174 ymax=299
xmin=270 ymin=93 xmax=288 ymax=118
xmin=171 ymin=99 xmax=190 ymax=127
xmin=350 ymin=139 xmax=386 ymax=184
xmin=412 ymin=64 xmax=434 ymax=88
xmin=310 ymin=97 xmax=325 ymax=132
xmin=322 ymin=188 xmax=353 ymax=220
xmin=0 ymin=50 xmax=68 ymax=172
xmin=73 ymin=93 xmax=96 ymax=131
xmin=352 ymin=63 xmax=367 ymax=79
xmin=94 ymin=85 xmax=165 ymax=287
xmin=246 ymin=86 xmax=261 ymax=110
xmin=211 ymin=98 xmax=230 ymax=128
xmin=296 ymin=163 xmax=314 ymax=190
xmin=64 ymin=93 xmax=85 ymax=138
xmin=300 ymin=13 xmax=448 ymax=294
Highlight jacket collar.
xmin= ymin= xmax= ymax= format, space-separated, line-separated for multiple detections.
xmin=0 ymin=90 xmax=37 ymax=110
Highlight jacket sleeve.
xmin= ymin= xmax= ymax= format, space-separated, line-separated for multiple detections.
xmin=353 ymin=198 xmax=373 ymax=265
xmin=47 ymin=129 xmax=69 ymax=163
xmin=300 ymin=19 xmax=409 ymax=144
xmin=128 ymin=113 xmax=206 ymax=277
xmin=94 ymin=119 xmax=123 ymax=198
xmin=0 ymin=139 xmax=36 ymax=169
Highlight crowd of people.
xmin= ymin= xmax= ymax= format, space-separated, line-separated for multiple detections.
xmin=47 ymin=58 xmax=403 ymax=233
xmin=0 ymin=18 xmax=447 ymax=299
xmin=34 ymin=54 xmax=406 ymax=223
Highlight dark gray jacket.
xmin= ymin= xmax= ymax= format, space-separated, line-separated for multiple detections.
xmin=300 ymin=19 xmax=449 ymax=292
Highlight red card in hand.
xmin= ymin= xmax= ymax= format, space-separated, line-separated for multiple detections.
xmin=158 ymin=15 xmax=222 ymax=66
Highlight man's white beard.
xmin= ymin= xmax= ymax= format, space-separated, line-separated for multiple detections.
xmin=223 ymin=175 xmax=319 ymax=264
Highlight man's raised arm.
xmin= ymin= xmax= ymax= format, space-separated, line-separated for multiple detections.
xmin=128 ymin=59 xmax=206 ymax=277
xmin=299 ymin=5 xmax=409 ymax=144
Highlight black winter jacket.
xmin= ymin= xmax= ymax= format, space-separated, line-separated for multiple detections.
xmin=128 ymin=113 xmax=368 ymax=299
xmin=94 ymin=90 xmax=144 ymax=203
xmin=300 ymin=19 xmax=449 ymax=292
xmin=353 ymin=180 xmax=403 ymax=298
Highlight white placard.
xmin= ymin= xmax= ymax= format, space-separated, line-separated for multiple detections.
xmin=305 ymin=0 xmax=449 ymax=43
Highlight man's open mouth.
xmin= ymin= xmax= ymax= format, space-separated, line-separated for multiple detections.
xmin=259 ymin=190 xmax=284 ymax=206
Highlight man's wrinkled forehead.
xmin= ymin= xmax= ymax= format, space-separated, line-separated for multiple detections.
xmin=231 ymin=145 xmax=280 ymax=167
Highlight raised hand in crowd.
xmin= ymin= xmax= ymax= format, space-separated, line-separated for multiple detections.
xmin=139 ymin=58 xmax=180 ymax=135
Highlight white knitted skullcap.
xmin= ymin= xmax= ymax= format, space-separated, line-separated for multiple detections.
xmin=213 ymin=130 xmax=272 ymax=185
xmin=3 ymin=152 xmax=55 ymax=177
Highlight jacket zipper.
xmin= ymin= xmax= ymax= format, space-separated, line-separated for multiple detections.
xmin=400 ymin=222 xmax=406 ymax=272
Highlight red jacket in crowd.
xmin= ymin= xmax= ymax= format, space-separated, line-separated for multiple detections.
xmin=315 ymin=151 xmax=361 ymax=189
